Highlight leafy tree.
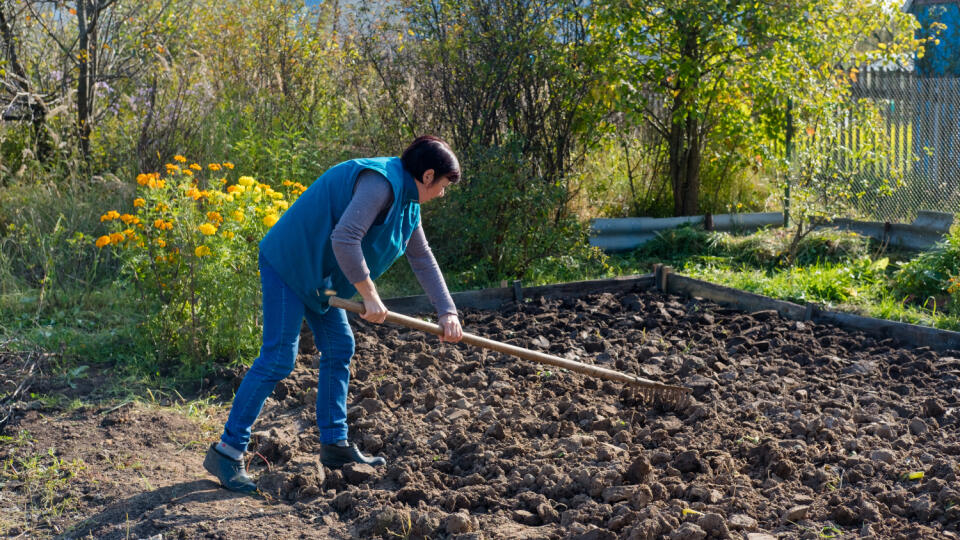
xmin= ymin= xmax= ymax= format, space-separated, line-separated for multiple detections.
xmin=599 ymin=0 xmax=923 ymax=217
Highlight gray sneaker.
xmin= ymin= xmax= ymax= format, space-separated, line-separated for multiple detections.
xmin=203 ymin=443 xmax=257 ymax=493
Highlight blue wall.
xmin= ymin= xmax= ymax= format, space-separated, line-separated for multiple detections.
xmin=910 ymin=2 xmax=960 ymax=76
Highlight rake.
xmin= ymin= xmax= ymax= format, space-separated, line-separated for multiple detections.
xmin=328 ymin=296 xmax=691 ymax=408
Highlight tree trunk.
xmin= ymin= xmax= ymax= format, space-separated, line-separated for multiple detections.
xmin=0 ymin=1 xmax=51 ymax=161
xmin=667 ymin=101 xmax=703 ymax=216
xmin=76 ymin=0 xmax=90 ymax=159
xmin=666 ymin=27 xmax=702 ymax=217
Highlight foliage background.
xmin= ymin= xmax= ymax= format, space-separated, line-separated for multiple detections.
xmin=0 ymin=0 xmax=947 ymax=375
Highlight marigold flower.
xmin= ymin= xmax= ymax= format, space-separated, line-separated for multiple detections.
xmin=123 ymin=228 xmax=136 ymax=239
xmin=173 ymin=154 xmax=187 ymax=162
xmin=157 ymin=238 xmax=166 ymax=248
xmin=136 ymin=173 xmax=150 ymax=185
xmin=183 ymin=169 xmax=194 ymax=177
xmin=153 ymin=219 xmax=165 ymax=229
xmin=163 ymin=220 xmax=174 ymax=230
xmin=222 ymin=230 xmax=235 ymax=239
xmin=238 ymin=176 xmax=255 ymax=187
xmin=189 ymin=163 xmax=202 ymax=171
xmin=208 ymin=163 xmax=222 ymax=171
xmin=282 ymin=180 xmax=293 ymax=186
xmin=120 ymin=214 xmax=135 ymax=224
xmin=165 ymin=163 xmax=180 ymax=174
xmin=273 ymin=200 xmax=289 ymax=210
xmin=198 ymin=223 xmax=218 ymax=235
xmin=109 ymin=232 xmax=124 ymax=244
xmin=219 ymin=178 xmax=227 ymax=184
xmin=222 ymin=162 xmax=234 ymax=169
xmin=133 ymin=198 xmax=146 ymax=207
xmin=95 ymin=235 xmax=111 ymax=248
xmin=226 ymin=185 xmax=244 ymax=195
xmin=195 ymin=245 xmax=212 ymax=257
xmin=263 ymin=214 xmax=279 ymax=227
xmin=100 ymin=210 xmax=120 ymax=222
xmin=155 ymin=255 xmax=165 ymax=263
xmin=186 ymin=187 xmax=202 ymax=200
xmin=231 ymin=210 xmax=244 ymax=222
xmin=206 ymin=211 xmax=223 ymax=224
xmin=155 ymin=203 xmax=169 ymax=212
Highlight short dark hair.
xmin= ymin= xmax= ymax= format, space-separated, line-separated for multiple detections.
xmin=401 ymin=135 xmax=461 ymax=184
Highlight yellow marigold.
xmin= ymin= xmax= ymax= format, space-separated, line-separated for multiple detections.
xmin=273 ymin=200 xmax=289 ymax=210
xmin=162 ymin=220 xmax=174 ymax=231
xmin=133 ymin=198 xmax=146 ymax=207
xmin=173 ymin=154 xmax=187 ymax=163
xmin=208 ymin=163 xmax=222 ymax=171
xmin=136 ymin=173 xmax=150 ymax=185
xmin=157 ymin=238 xmax=166 ymax=248
xmin=148 ymin=178 xmax=166 ymax=189
xmin=123 ymin=228 xmax=136 ymax=239
xmin=198 ymin=223 xmax=218 ymax=236
xmin=206 ymin=211 xmax=223 ymax=224
xmin=109 ymin=232 xmax=124 ymax=244
xmin=155 ymin=203 xmax=169 ymax=212
xmin=219 ymin=178 xmax=227 ymax=185
xmin=270 ymin=191 xmax=283 ymax=200
xmin=231 ymin=210 xmax=244 ymax=222
xmin=263 ymin=214 xmax=279 ymax=227
xmin=120 ymin=214 xmax=135 ymax=224
xmin=222 ymin=230 xmax=235 ymax=239
xmin=165 ymin=163 xmax=180 ymax=174
xmin=183 ymin=169 xmax=194 ymax=177
xmin=153 ymin=219 xmax=165 ymax=229
xmin=189 ymin=163 xmax=202 ymax=171
xmin=186 ymin=187 xmax=202 ymax=200
xmin=195 ymin=245 xmax=211 ymax=257
xmin=95 ymin=235 xmax=111 ymax=248
xmin=223 ymin=162 xmax=234 ymax=169
xmin=282 ymin=180 xmax=293 ymax=186
xmin=238 ymin=176 xmax=255 ymax=187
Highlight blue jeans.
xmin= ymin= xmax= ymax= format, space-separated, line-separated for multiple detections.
xmin=220 ymin=254 xmax=355 ymax=451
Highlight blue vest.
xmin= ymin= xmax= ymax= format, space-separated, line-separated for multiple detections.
xmin=259 ymin=157 xmax=421 ymax=313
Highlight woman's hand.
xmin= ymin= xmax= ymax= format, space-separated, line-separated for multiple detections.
xmin=360 ymin=295 xmax=388 ymax=323
xmin=354 ymin=278 xmax=388 ymax=323
xmin=439 ymin=313 xmax=463 ymax=343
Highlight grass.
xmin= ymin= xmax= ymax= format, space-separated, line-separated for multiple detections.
xmin=0 ymin=430 xmax=87 ymax=537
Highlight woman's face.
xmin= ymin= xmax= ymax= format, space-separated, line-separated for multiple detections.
xmin=417 ymin=169 xmax=454 ymax=204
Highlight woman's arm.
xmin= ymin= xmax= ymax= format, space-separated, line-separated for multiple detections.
xmin=405 ymin=225 xmax=463 ymax=342
xmin=330 ymin=170 xmax=393 ymax=323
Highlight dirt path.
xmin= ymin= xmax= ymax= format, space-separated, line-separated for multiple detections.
xmin=3 ymin=289 xmax=960 ymax=539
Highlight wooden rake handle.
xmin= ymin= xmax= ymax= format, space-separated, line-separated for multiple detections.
xmin=328 ymin=296 xmax=689 ymax=395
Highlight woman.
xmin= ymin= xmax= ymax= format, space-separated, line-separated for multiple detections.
xmin=204 ymin=136 xmax=464 ymax=493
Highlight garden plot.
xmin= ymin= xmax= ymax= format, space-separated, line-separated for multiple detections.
xmin=4 ymin=289 xmax=960 ymax=539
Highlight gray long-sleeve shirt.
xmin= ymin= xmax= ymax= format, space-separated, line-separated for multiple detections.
xmin=330 ymin=170 xmax=457 ymax=317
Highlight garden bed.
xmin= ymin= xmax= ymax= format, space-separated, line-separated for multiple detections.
xmin=4 ymin=287 xmax=960 ymax=539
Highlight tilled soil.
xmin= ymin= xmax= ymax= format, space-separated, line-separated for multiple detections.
xmin=4 ymin=289 xmax=960 ymax=539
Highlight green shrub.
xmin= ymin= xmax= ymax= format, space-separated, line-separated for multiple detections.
xmin=893 ymin=229 xmax=960 ymax=304
xmin=424 ymin=140 xmax=598 ymax=286
xmin=94 ymin=159 xmax=304 ymax=375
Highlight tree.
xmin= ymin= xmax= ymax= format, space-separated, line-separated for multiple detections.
xmin=16 ymin=0 xmax=175 ymax=161
xmin=600 ymin=0 xmax=923 ymax=217
xmin=354 ymin=0 xmax=612 ymax=279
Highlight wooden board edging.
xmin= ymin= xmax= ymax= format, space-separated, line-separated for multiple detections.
xmin=383 ymin=269 xmax=960 ymax=351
